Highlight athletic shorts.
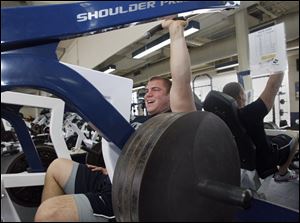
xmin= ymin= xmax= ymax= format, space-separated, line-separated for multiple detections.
xmin=64 ymin=162 xmax=114 ymax=221
xmin=269 ymin=134 xmax=293 ymax=166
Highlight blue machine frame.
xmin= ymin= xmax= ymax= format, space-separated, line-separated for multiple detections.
xmin=2 ymin=105 xmax=44 ymax=171
xmin=1 ymin=1 xmax=239 ymax=49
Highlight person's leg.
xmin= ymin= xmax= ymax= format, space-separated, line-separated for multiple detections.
xmin=74 ymin=194 xmax=111 ymax=222
xmin=34 ymin=194 xmax=79 ymax=222
xmin=278 ymin=138 xmax=299 ymax=175
xmin=74 ymin=164 xmax=114 ymax=220
xmin=41 ymin=158 xmax=76 ymax=202
xmin=36 ymin=161 xmax=110 ymax=222
xmin=35 ymin=194 xmax=110 ymax=222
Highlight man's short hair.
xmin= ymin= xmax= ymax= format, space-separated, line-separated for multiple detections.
xmin=222 ymin=82 xmax=244 ymax=100
xmin=148 ymin=76 xmax=172 ymax=94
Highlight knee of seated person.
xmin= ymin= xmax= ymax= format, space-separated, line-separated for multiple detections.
xmin=34 ymin=199 xmax=60 ymax=221
xmin=47 ymin=158 xmax=69 ymax=175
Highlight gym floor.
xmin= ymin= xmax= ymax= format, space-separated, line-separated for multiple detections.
xmin=256 ymin=164 xmax=299 ymax=211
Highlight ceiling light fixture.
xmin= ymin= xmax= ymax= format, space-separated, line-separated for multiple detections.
xmin=102 ymin=65 xmax=116 ymax=74
xmin=132 ymin=86 xmax=145 ymax=91
xmin=215 ymin=61 xmax=239 ymax=71
xmin=132 ymin=20 xmax=200 ymax=59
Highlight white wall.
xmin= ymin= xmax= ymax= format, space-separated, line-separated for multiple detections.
xmin=192 ymin=70 xmax=238 ymax=102
xmin=288 ymin=53 xmax=299 ymax=113
xmin=60 ymin=21 xmax=161 ymax=69
xmin=252 ymin=72 xmax=290 ymax=126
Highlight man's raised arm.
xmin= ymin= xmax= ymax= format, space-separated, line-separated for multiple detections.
xmin=260 ymin=71 xmax=284 ymax=112
xmin=162 ymin=19 xmax=196 ymax=113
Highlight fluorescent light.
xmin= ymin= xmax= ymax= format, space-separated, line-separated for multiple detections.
xmin=134 ymin=38 xmax=170 ymax=59
xmin=287 ymin=46 xmax=299 ymax=51
xmin=104 ymin=67 xmax=115 ymax=74
xmin=132 ymin=86 xmax=145 ymax=91
xmin=102 ymin=65 xmax=116 ymax=74
xmin=178 ymin=8 xmax=223 ymax=17
xmin=133 ymin=21 xmax=200 ymax=59
xmin=178 ymin=1 xmax=240 ymax=17
xmin=215 ymin=62 xmax=239 ymax=70
xmin=183 ymin=27 xmax=199 ymax=37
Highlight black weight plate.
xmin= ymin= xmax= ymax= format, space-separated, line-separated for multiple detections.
xmin=113 ymin=111 xmax=240 ymax=221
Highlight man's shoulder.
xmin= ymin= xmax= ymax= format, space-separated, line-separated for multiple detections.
xmin=239 ymin=98 xmax=268 ymax=122
xmin=241 ymin=98 xmax=267 ymax=113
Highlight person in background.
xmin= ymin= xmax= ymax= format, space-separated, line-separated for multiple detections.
xmin=223 ymin=72 xmax=299 ymax=182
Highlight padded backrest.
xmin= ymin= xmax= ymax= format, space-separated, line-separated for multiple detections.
xmin=203 ymin=90 xmax=256 ymax=170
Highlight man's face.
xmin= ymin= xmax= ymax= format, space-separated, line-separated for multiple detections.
xmin=144 ymin=80 xmax=170 ymax=115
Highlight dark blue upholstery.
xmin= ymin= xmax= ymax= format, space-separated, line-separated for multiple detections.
xmin=203 ymin=90 xmax=256 ymax=171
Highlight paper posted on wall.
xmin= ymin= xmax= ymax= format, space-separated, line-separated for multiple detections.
xmin=249 ymin=23 xmax=288 ymax=78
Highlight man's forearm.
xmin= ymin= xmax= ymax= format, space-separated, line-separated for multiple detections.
xmin=268 ymin=71 xmax=284 ymax=93
xmin=260 ymin=71 xmax=284 ymax=111
xmin=169 ymin=22 xmax=192 ymax=84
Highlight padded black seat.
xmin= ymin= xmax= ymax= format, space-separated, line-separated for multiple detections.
xmin=203 ymin=90 xmax=256 ymax=171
